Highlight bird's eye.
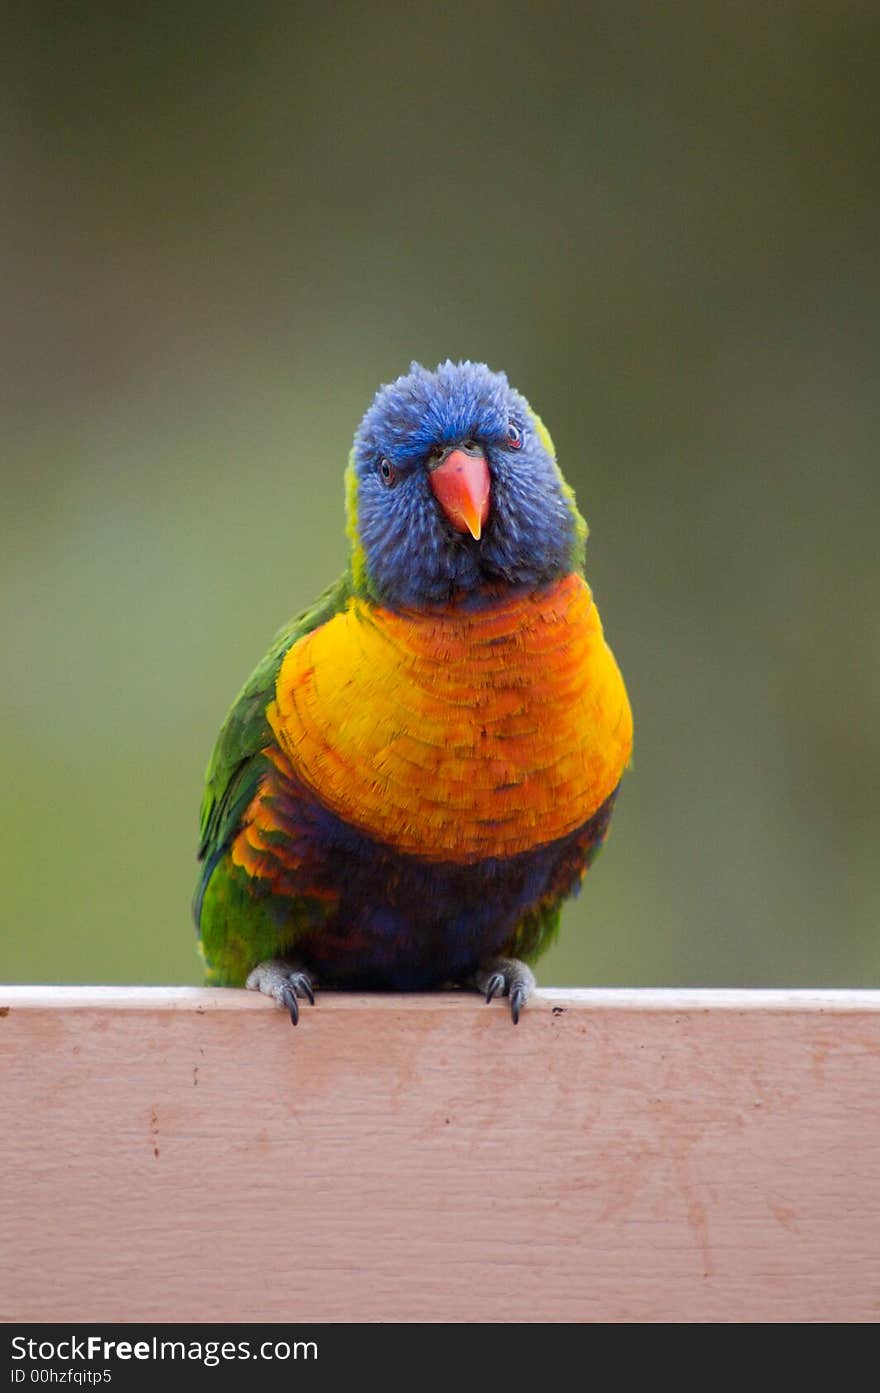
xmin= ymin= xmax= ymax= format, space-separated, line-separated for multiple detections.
xmin=507 ymin=422 xmax=523 ymax=449
xmin=378 ymin=457 xmax=397 ymax=487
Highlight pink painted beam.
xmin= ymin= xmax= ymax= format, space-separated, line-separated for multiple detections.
xmin=2 ymin=986 xmax=880 ymax=1322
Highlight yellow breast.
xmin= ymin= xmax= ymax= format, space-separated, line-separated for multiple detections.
xmin=267 ymin=574 xmax=632 ymax=863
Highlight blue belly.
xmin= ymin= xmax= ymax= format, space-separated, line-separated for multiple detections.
xmin=293 ymin=786 xmax=618 ymax=989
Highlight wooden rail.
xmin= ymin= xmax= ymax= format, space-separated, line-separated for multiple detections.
xmin=2 ymin=986 xmax=879 ymax=1322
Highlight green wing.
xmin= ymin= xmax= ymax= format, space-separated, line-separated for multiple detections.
xmin=193 ymin=571 xmax=352 ymax=928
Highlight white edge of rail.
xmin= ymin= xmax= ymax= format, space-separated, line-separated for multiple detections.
xmin=1 ymin=984 xmax=879 ymax=1012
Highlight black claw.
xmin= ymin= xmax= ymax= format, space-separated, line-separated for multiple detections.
xmin=510 ymin=986 xmax=525 ymax=1024
xmin=484 ymin=972 xmax=505 ymax=1003
xmin=281 ymin=984 xmax=299 ymax=1026
xmin=291 ymin=973 xmax=315 ymax=1006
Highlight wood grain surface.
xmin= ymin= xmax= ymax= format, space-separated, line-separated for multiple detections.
xmin=2 ymin=986 xmax=879 ymax=1322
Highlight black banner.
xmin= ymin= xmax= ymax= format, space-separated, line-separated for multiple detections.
xmin=2 ymin=1324 xmax=560 ymax=1386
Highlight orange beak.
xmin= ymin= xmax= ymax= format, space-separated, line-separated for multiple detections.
xmin=428 ymin=447 xmax=491 ymax=540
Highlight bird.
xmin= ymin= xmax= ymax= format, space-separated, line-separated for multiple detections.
xmin=194 ymin=360 xmax=632 ymax=1023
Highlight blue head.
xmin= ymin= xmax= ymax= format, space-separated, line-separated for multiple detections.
xmin=346 ymin=360 xmax=587 ymax=608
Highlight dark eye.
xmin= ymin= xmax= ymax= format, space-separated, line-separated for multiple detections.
xmin=378 ymin=457 xmax=397 ymax=487
xmin=507 ymin=422 xmax=523 ymax=449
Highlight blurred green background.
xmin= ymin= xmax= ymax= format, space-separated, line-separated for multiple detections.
xmin=3 ymin=3 xmax=878 ymax=987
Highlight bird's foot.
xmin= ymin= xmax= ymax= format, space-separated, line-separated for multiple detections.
xmin=246 ymin=958 xmax=316 ymax=1026
xmin=471 ymin=957 xmax=536 ymax=1024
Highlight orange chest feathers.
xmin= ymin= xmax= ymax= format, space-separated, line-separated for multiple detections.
xmin=266 ymin=573 xmax=632 ymax=864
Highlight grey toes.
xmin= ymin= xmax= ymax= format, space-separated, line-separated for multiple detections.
xmin=246 ymin=959 xmax=316 ymax=1026
xmin=472 ymin=957 xmax=536 ymax=1023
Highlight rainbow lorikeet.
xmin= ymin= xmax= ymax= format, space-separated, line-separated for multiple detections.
xmin=195 ymin=361 xmax=632 ymax=1023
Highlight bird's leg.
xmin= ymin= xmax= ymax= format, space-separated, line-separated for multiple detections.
xmin=246 ymin=958 xmax=316 ymax=1026
xmin=470 ymin=957 xmax=536 ymax=1024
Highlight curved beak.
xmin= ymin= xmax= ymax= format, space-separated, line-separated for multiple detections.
xmin=428 ymin=447 xmax=491 ymax=540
